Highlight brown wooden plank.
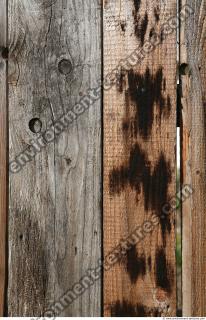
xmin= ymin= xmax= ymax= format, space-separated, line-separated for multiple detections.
xmin=180 ymin=0 xmax=206 ymax=316
xmin=103 ymin=0 xmax=177 ymax=316
xmin=0 ymin=0 xmax=7 ymax=315
xmin=8 ymin=0 xmax=101 ymax=316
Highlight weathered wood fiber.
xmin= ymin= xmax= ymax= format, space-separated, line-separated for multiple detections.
xmin=104 ymin=0 xmax=177 ymax=316
xmin=0 ymin=0 xmax=8 ymax=315
xmin=8 ymin=0 xmax=101 ymax=316
xmin=181 ymin=0 xmax=206 ymax=316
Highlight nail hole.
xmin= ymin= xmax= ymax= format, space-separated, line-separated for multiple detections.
xmin=29 ymin=118 xmax=42 ymax=133
xmin=1 ymin=47 xmax=9 ymax=60
xmin=19 ymin=234 xmax=23 ymax=240
xmin=58 ymin=59 xmax=72 ymax=75
xmin=179 ymin=63 xmax=190 ymax=75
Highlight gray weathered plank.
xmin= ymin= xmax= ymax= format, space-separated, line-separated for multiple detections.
xmin=181 ymin=0 xmax=206 ymax=316
xmin=0 ymin=0 xmax=7 ymax=315
xmin=8 ymin=0 xmax=101 ymax=316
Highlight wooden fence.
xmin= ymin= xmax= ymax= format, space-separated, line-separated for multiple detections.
xmin=0 ymin=0 xmax=205 ymax=316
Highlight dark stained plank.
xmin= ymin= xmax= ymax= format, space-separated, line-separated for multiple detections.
xmin=104 ymin=0 xmax=177 ymax=316
xmin=8 ymin=0 xmax=101 ymax=316
xmin=180 ymin=0 xmax=206 ymax=316
xmin=0 ymin=0 xmax=8 ymax=315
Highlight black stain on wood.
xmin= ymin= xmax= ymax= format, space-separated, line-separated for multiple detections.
xmin=117 ymin=68 xmax=126 ymax=93
xmin=134 ymin=12 xmax=148 ymax=46
xmin=117 ymin=68 xmax=171 ymax=139
xmin=109 ymin=144 xmax=172 ymax=242
xmin=163 ymin=78 xmax=166 ymax=91
xmin=120 ymin=245 xmax=146 ymax=283
xmin=133 ymin=0 xmax=141 ymax=14
xmin=109 ymin=143 xmax=149 ymax=197
xmin=145 ymin=153 xmax=172 ymax=243
xmin=149 ymin=27 xmax=155 ymax=39
xmin=160 ymin=30 xmax=164 ymax=43
xmin=120 ymin=21 xmax=127 ymax=32
xmin=167 ymin=95 xmax=172 ymax=110
xmin=154 ymin=7 xmax=160 ymax=23
xmin=132 ymin=1 xmax=148 ymax=46
xmin=179 ymin=63 xmax=190 ymax=75
xmin=147 ymin=256 xmax=152 ymax=271
xmin=155 ymin=247 xmax=174 ymax=294
xmin=110 ymin=300 xmax=162 ymax=316
xmin=111 ymin=300 xmax=145 ymax=316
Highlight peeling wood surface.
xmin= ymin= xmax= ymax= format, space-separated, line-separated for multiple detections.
xmin=0 ymin=0 xmax=7 ymax=315
xmin=8 ymin=0 xmax=101 ymax=316
xmin=181 ymin=0 xmax=206 ymax=316
xmin=103 ymin=0 xmax=177 ymax=316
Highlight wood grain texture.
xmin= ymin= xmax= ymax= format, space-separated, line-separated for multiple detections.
xmin=103 ymin=0 xmax=177 ymax=316
xmin=8 ymin=0 xmax=101 ymax=316
xmin=0 ymin=0 xmax=7 ymax=315
xmin=181 ymin=0 xmax=206 ymax=316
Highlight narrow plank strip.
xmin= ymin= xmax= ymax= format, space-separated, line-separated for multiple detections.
xmin=104 ymin=0 xmax=177 ymax=316
xmin=8 ymin=0 xmax=101 ymax=316
xmin=181 ymin=1 xmax=206 ymax=316
xmin=0 ymin=0 xmax=7 ymax=315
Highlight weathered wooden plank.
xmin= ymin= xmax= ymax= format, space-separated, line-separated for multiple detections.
xmin=0 ymin=0 xmax=7 ymax=315
xmin=8 ymin=0 xmax=101 ymax=316
xmin=181 ymin=0 xmax=206 ymax=316
xmin=104 ymin=0 xmax=177 ymax=316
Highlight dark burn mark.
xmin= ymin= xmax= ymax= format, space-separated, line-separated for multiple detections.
xmin=133 ymin=0 xmax=141 ymax=14
xmin=153 ymin=308 xmax=163 ymax=317
xmin=160 ymin=30 xmax=164 ymax=43
xmin=117 ymin=68 xmax=126 ymax=93
xmin=132 ymin=0 xmax=148 ymax=47
xmin=121 ymin=245 xmax=146 ymax=283
xmin=134 ymin=12 xmax=148 ymax=46
xmin=121 ymin=68 xmax=171 ymax=139
xmin=148 ymin=256 xmax=152 ymax=271
xmin=120 ymin=21 xmax=126 ymax=32
xmin=109 ymin=143 xmax=149 ymax=197
xmin=167 ymin=95 xmax=171 ymax=110
xmin=145 ymin=153 xmax=172 ymax=243
xmin=155 ymin=247 xmax=174 ymax=294
xmin=111 ymin=300 xmax=146 ymax=316
xmin=154 ymin=7 xmax=160 ymax=22
xmin=109 ymin=143 xmax=172 ymax=241
xmin=163 ymin=78 xmax=166 ymax=91
xmin=149 ymin=27 xmax=155 ymax=39
xmin=110 ymin=300 xmax=162 ymax=316
xmin=145 ymin=153 xmax=171 ymax=211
